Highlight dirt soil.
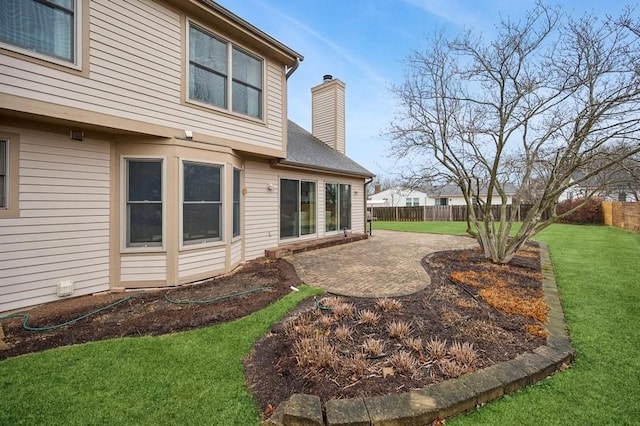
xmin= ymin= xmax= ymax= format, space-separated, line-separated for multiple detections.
xmin=0 ymin=246 xmax=546 ymax=422
xmin=0 ymin=258 xmax=300 ymax=360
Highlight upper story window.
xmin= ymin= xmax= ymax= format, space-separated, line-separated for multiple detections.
xmin=188 ymin=23 xmax=263 ymax=119
xmin=0 ymin=0 xmax=76 ymax=64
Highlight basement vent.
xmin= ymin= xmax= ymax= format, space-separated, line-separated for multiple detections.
xmin=57 ymin=280 xmax=74 ymax=297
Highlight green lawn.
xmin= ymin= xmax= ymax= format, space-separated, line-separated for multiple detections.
xmin=376 ymin=222 xmax=640 ymax=425
xmin=0 ymin=286 xmax=322 ymax=426
xmin=2 ymin=224 xmax=639 ymax=425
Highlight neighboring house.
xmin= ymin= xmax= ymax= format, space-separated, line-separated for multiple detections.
xmin=0 ymin=0 xmax=372 ymax=312
xmin=559 ymin=171 xmax=638 ymax=202
xmin=428 ymin=183 xmax=517 ymax=206
xmin=368 ymin=186 xmax=430 ymax=207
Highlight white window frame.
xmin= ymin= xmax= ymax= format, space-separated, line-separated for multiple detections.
xmin=0 ymin=139 xmax=7 ymax=209
xmin=0 ymin=0 xmax=83 ymax=70
xmin=232 ymin=167 xmax=241 ymax=239
xmin=121 ymin=156 xmax=166 ymax=253
xmin=325 ymin=182 xmax=352 ymax=233
xmin=186 ymin=19 xmax=265 ymax=121
xmin=179 ymin=158 xmax=225 ymax=250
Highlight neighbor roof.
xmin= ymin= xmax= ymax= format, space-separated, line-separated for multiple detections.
xmin=429 ymin=183 xmax=518 ymax=197
xmin=280 ymin=120 xmax=373 ymax=178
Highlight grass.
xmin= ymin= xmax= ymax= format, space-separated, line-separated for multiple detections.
xmin=376 ymin=222 xmax=640 ymax=425
xmin=0 ymin=285 xmax=322 ymax=426
xmin=3 ymin=224 xmax=639 ymax=425
xmin=448 ymin=224 xmax=640 ymax=425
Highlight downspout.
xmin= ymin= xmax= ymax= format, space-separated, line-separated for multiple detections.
xmin=286 ymin=57 xmax=301 ymax=79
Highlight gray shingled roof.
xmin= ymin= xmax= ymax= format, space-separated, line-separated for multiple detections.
xmin=281 ymin=120 xmax=373 ymax=178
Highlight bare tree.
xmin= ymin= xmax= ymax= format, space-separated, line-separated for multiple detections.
xmin=387 ymin=3 xmax=640 ymax=263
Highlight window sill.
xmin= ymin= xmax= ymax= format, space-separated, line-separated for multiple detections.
xmin=184 ymin=98 xmax=266 ymax=126
xmin=121 ymin=246 xmax=166 ymax=255
xmin=180 ymin=239 xmax=225 ymax=252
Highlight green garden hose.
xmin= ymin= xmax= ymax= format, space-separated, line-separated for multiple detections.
xmin=0 ymin=294 xmax=136 ymax=332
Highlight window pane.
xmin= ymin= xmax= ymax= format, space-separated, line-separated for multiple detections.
xmin=0 ymin=141 xmax=5 ymax=175
xmin=233 ymin=168 xmax=241 ymax=237
xmin=232 ymin=48 xmax=262 ymax=88
xmin=183 ymin=203 xmax=220 ymax=242
xmin=339 ymin=184 xmax=351 ymax=230
xmin=232 ymin=82 xmax=261 ymax=118
xmin=189 ymin=26 xmax=226 ymax=74
xmin=128 ymin=203 xmax=162 ymax=245
xmin=325 ymin=183 xmax=338 ymax=232
xmin=128 ymin=161 xmax=161 ymax=202
xmin=184 ymin=162 xmax=220 ymax=202
xmin=280 ymin=179 xmax=299 ymax=238
xmin=0 ymin=0 xmax=74 ymax=62
xmin=300 ymin=181 xmax=316 ymax=235
xmin=190 ymin=64 xmax=226 ymax=108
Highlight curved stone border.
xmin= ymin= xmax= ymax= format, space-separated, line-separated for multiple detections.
xmin=264 ymin=242 xmax=574 ymax=426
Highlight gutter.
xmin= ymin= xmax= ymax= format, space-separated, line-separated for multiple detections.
xmin=273 ymin=159 xmax=374 ymax=179
xmin=286 ymin=57 xmax=301 ymax=79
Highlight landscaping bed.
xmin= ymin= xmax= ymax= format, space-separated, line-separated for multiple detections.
xmin=0 ymin=258 xmax=300 ymax=360
xmin=244 ymin=245 xmax=547 ymax=416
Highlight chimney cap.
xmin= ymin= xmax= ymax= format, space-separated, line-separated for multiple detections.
xmin=323 ymin=74 xmax=333 ymax=82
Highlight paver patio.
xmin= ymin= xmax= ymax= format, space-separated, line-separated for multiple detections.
xmin=286 ymin=230 xmax=478 ymax=297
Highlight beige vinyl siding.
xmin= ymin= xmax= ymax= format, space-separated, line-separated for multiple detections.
xmin=0 ymin=127 xmax=110 ymax=313
xmin=336 ymin=88 xmax=345 ymax=154
xmin=311 ymin=89 xmax=334 ymax=148
xmin=231 ymin=240 xmax=242 ymax=265
xmin=243 ymin=160 xmax=367 ymax=259
xmin=244 ymin=160 xmax=279 ymax=260
xmin=121 ymin=255 xmax=167 ymax=282
xmin=178 ymin=247 xmax=225 ymax=278
xmin=0 ymin=0 xmax=286 ymax=152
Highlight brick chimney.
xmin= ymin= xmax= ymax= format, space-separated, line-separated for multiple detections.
xmin=311 ymin=74 xmax=345 ymax=154
xmin=374 ymin=182 xmax=382 ymax=194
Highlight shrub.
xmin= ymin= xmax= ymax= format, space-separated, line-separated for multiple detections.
xmin=425 ymin=337 xmax=448 ymax=360
xmin=362 ymin=338 xmax=385 ymax=357
xmin=376 ymin=298 xmax=403 ymax=312
xmin=293 ymin=337 xmax=339 ymax=371
xmin=387 ymin=320 xmax=412 ymax=339
xmin=334 ymin=325 xmax=353 ymax=343
xmin=556 ymin=197 xmax=603 ymax=224
xmin=448 ymin=341 xmax=479 ymax=367
xmin=404 ymin=337 xmax=424 ymax=353
xmin=357 ymin=309 xmax=381 ymax=325
xmin=388 ymin=351 xmax=418 ymax=375
xmin=332 ymin=302 xmax=355 ymax=319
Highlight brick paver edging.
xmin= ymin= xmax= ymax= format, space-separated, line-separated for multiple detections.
xmin=264 ymin=242 xmax=575 ymax=426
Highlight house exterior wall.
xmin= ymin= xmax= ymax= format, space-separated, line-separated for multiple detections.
xmin=0 ymin=0 xmax=288 ymax=156
xmin=0 ymin=122 xmax=111 ymax=313
xmin=244 ymin=160 xmax=366 ymax=260
xmin=368 ymin=188 xmax=430 ymax=207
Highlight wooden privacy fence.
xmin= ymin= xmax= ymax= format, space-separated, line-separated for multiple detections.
xmin=602 ymin=201 xmax=640 ymax=232
xmin=370 ymin=204 xmax=548 ymax=222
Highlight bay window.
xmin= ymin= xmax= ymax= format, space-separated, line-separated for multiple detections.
xmin=183 ymin=162 xmax=222 ymax=244
xmin=233 ymin=168 xmax=241 ymax=237
xmin=126 ymin=159 xmax=163 ymax=247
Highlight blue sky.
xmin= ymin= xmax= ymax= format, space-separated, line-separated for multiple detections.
xmin=217 ymin=0 xmax=638 ymax=179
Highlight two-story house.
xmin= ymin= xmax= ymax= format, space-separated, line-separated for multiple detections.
xmin=0 ymin=0 xmax=372 ymax=313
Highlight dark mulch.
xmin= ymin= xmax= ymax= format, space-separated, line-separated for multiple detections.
xmin=244 ymin=246 xmax=546 ymax=415
xmin=0 ymin=258 xmax=300 ymax=360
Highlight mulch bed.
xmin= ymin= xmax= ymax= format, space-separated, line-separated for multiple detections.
xmin=0 ymin=258 xmax=300 ymax=360
xmin=244 ymin=245 xmax=546 ymax=416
